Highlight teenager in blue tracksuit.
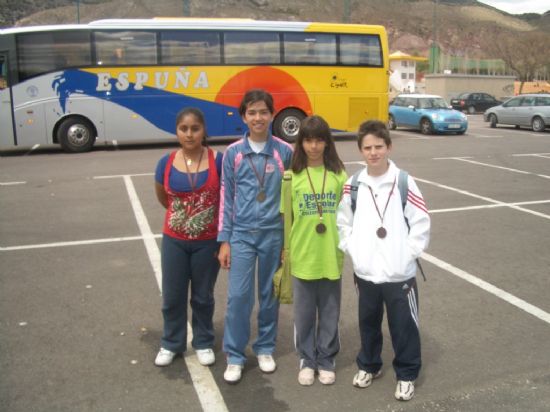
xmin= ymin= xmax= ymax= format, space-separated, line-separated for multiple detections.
xmin=217 ymin=89 xmax=293 ymax=383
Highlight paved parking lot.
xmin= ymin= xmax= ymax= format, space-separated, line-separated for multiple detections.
xmin=1 ymin=115 xmax=550 ymax=412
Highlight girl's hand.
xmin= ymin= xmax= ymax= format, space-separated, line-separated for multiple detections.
xmin=218 ymin=242 xmax=231 ymax=269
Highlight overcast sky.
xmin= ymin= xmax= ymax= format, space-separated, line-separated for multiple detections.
xmin=477 ymin=0 xmax=550 ymax=15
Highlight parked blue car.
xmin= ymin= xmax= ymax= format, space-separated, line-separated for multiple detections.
xmin=389 ymin=94 xmax=468 ymax=135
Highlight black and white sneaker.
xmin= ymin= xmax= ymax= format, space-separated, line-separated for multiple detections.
xmin=395 ymin=380 xmax=415 ymax=401
xmin=352 ymin=369 xmax=382 ymax=388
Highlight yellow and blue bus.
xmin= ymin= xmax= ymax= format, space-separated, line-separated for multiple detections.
xmin=0 ymin=18 xmax=389 ymax=152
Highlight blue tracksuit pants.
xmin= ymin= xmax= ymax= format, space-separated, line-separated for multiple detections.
xmin=160 ymin=235 xmax=220 ymax=353
xmin=223 ymin=229 xmax=283 ymax=366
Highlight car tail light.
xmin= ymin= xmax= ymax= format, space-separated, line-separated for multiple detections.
xmin=460 ymin=100 xmax=465 ymax=106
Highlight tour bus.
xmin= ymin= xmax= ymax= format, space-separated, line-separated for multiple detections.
xmin=0 ymin=18 xmax=389 ymax=152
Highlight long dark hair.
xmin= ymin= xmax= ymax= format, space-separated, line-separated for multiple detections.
xmin=291 ymin=115 xmax=345 ymax=174
xmin=176 ymin=107 xmax=209 ymax=146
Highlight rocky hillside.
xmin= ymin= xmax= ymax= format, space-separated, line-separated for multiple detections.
xmin=2 ymin=0 xmax=549 ymax=57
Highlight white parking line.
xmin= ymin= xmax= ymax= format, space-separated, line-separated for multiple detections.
xmin=513 ymin=153 xmax=550 ymax=159
xmin=430 ymin=199 xmax=550 ymax=214
xmin=415 ymin=177 xmax=550 ymax=221
xmin=94 ymin=173 xmax=154 ymax=179
xmin=0 ymin=235 xmax=154 ymax=251
xmin=23 ymin=144 xmax=40 ymax=155
xmin=122 ymin=175 xmax=228 ymax=412
xmin=122 ymin=175 xmax=162 ymax=288
xmin=0 ymin=181 xmax=27 ymax=186
xmin=422 ymin=252 xmax=550 ymax=325
xmin=433 ymin=156 xmax=473 ymax=160
xmin=436 ymin=157 xmax=550 ymax=179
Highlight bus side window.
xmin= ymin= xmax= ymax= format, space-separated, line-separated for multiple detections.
xmin=17 ymin=31 xmax=91 ymax=80
xmin=224 ymin=32 xmax=280 ymax=65
xmin=283 ymin=33 xmax=336 ymax=65
xmin=160 ymin=31 xmax=221 ymax=65
xmin=94 ymin=31 xmax=156 ymax=66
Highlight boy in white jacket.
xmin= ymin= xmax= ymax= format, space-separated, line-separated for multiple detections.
xmin=336 ymin=120 xmax=430 ymax=401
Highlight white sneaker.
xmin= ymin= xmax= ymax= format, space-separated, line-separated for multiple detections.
xmin=196 ymin=348 xmax=215 ymax=366
xmin=224 ymin=364 xmax=243 ymax=384
xmin=257 ymin=354 xmax=277 ymax=373
xmin=395 ymin=380 xmax=415 ymax=401
xmin=318 ymin=369 xmax=336 ymax=385
xmin=352 ymin=369 xmax=382 ymax=388
xmin=154 ymin=348 xmax=177 ymax=366
xmin=298 ymin=367 xmax=315 ymax=386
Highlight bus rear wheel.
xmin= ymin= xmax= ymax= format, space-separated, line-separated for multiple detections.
xmin=273 ymin=109 xmax=305 ymax=142
xmin=58 ymin=117 xmax=96 ymax=153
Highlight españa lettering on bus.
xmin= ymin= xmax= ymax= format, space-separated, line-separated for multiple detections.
xmin=96 ymin=69 xmax=209 ymax=92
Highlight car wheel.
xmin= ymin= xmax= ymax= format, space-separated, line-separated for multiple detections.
xmin=388 ymin=114 xmax=397 ymax=130
xmin=420 ymin=118 xmax=433 ymax=135
xmin=488 ymin=113 xmax=498 ymax=128
xmin=467 ymin=106 xmax=476 ymax=114
xmin=273 ymin=108 xmax=305 ymax=142
xmin=532 ymin=116 xmax=546 ymax=132
xmin=57 ymin=117 xmax=96 ymax=153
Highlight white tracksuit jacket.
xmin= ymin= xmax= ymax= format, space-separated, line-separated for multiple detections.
xmin=336 ymin=161 xmax=431 ymax=284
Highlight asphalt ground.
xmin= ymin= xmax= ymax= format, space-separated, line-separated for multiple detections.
xmin=1 ymin=115 xmax=549 ymax=412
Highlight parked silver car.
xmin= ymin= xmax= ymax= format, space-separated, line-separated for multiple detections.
xmin=484 ymin=94 xmax=550 ymax=132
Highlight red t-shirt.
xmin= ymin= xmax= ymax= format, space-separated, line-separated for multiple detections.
xmin=163 ymin=149 xmax=220 ymax=240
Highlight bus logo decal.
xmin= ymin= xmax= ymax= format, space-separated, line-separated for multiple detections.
xmin=51 ymin=69 xmax=231 ymax=134
xmin=96 ymin=68 xmax=209 ymax=92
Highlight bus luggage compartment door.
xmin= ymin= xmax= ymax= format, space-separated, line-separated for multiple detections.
xmin=0 ymin=52 xmax=15 ymax=147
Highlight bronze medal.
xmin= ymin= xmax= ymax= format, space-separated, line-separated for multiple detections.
xmin=368 ymin=177 xmax=396 ymax=241
xmin=306 ymin=167 xmax=328 ymax=236
xmin=247 ymin=155 xmax=268 ymax=204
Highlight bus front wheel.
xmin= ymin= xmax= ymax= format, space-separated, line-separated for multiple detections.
xmin=58 ymin=117 xmax=96 ymax=153
xmin=273 ymin=109 xmax=305 ymax=142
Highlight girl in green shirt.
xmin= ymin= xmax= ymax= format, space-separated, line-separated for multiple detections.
xmin=282 ymin=115 xmax=347 ymax=386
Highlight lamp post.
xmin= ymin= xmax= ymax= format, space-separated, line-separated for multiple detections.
xmin=76 ymin=0 xmax=80 ymax=23
xmin=343 ymin=0 xmax=350 ymax=23
xmin=183 ymin=0 xmax=190 ymax=16
xmin=430 ymin=0 xmax=439 ymax=73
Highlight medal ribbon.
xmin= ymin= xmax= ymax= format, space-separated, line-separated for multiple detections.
xmin=367 ymin=177 xmax=396 ymax=229
xmin=247 ymin=155 xmax=268 ymax=193
xmin=182 ymin=148 xmax=204 ymax=193
xmin=305 ymin=167 xmax=327 ymax=220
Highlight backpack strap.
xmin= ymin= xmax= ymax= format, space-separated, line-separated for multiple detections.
xmin=350 ymin=170 xmax=361 ymax=214
xmin=282 ymin=171 xmax=293 ymax=250
xmin=398 ymin=169 xmax=427 ymax=281
xmin=398 ymin=169 xmax=409 ymax=213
